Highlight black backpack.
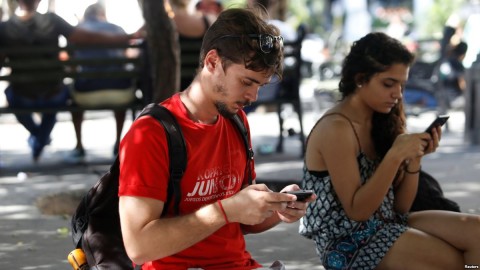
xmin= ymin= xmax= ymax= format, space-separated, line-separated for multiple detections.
xmin=410 ymin=170 xmax=460 ymax=212
xmin=70 ymin=103 xmax=253 ymax=269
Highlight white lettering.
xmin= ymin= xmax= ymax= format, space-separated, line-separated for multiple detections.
xmin=198 ymin=180 xmax=211 ymax=196
xmin=187 ymin=181 xmax=200 ymax=197
xmin=185 ymin=168 xmax=243 ymax=199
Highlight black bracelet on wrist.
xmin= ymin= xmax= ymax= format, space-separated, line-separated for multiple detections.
xmin=405 ymin=165 xmax=421 ymax=174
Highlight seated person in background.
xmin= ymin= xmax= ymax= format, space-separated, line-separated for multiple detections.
xmin=300 ymin=32 xmax=480 ymax=269
xmin=437 ymin=41 xmax=468 ymax=111
xmin=68 ymin=3 xmax=136 ymax=161
xmin=247 ymin=0 xmax=297 ymax=42
xmin=0 ymin=0 xmax=141 ymax=161
xmin=167 ymin=0 xmax=217 ymax=90
xmin=243 ymin=0 xmax=297 ymax=114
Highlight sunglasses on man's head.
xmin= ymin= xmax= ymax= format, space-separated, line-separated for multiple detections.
xmin=217 ymin=34 xmax=284 ymax=54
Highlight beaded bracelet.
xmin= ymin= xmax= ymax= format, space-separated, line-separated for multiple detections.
xmin=217 ymin=200 xmax=229 ymax=224
xmin=405 ymin=165 xmax=421 ymax=174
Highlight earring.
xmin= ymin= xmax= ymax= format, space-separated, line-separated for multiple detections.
xmin=357 ymin=84 xmax=362 ymax=88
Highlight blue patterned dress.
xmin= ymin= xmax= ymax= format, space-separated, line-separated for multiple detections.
xmin=299 ymin=114 xmax=409 ymax=270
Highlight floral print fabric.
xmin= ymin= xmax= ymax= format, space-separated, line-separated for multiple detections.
xmin=299 ymin=152 xmax=409 ymax=270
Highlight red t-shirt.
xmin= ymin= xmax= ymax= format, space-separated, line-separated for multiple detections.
xmin=119 ymin=94 xmax=260 ymax=269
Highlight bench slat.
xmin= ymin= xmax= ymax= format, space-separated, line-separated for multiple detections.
xmin=0 ymin=42 xmax=147 ymax=119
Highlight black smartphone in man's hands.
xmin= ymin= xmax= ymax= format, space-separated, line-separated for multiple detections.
xmin=283 ymin=190 xmax=314 ymax=202
xmin=424 ymin=115 xmax=450 ymax=134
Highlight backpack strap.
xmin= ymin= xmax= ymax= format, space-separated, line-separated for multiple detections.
xmin=230 ymin=114 xmax=254 ymax=185
xmin=138 ymin=103 xmax=187 ymax=216
xmin=136 ymin=105 xmax=252 ymax=213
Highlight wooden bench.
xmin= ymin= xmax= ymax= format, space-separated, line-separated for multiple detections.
xmin=179 ymin=27 xmax=307 ymax=155
xmin=0 ymin=42 xmax=149 ymax=118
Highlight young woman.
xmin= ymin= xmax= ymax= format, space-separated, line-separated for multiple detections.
xmin=299 ymin=32 xmax=480 ymax=269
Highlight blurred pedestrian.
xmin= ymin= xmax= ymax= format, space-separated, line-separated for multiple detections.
xmin=436 ymin=41 xmax=468 ymax=114
xmin=243 ymin=0 xmax=294 ymax=114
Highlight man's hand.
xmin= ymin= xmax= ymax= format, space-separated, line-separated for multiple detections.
xmin=221 ymin=184 xmax=297 ymax=225
xmin=277 ymin=184 xmax=317 ymax=223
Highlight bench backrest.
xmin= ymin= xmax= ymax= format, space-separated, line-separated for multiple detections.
xmin=0 ymin=43 xmax=144 ymax=84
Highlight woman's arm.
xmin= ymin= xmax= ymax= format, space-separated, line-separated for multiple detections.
xmin=312 ymin=117 xmax=431 ymax=221
xmin=313 ymin=118 xmax=400 ymax=221
xmin=393 ymin=159 xmax=421 ymax=213
xmin=393 ymin=126 xmax=442 ymax=212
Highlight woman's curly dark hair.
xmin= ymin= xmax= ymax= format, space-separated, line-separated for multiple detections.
xmin=338 ymin=32 xmax=415 ymax=159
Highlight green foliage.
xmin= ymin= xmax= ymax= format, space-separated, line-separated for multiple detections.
xmin=422 ymin=0 xmax=464 ymax=38
xmin=269 ymin=0 xmax=326 ymax=35
xmin=221 ymin=0 xmax=315 ymax=33
xmin=222 ymin=0 xmax=246 ymax=9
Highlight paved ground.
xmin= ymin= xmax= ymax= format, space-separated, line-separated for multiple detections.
xmin=0 ymin=96 xmax=479 ymax=269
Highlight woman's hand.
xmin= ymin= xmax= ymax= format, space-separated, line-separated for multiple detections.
xmin=391 ymin=132 xmax=432 ymax=161
xmin=423 ymin=125 xmax=442 ymax=155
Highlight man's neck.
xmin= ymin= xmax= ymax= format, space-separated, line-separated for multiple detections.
xmin=179 ymin=89 xmax=218 ymax=124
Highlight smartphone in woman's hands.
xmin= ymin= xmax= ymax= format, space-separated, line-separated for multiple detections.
xmin=425 ymin=115 xmax=449 ymax=135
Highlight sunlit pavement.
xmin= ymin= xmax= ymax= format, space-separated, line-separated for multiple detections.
xmin=0 ymin=85 xmax=479 ymax=269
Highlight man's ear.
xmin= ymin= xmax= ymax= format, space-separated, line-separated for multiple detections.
xmin=204 ymin=49 xmax=220 ymax=72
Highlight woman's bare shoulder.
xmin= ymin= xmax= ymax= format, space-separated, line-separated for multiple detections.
xmin=308 ymin=114 xmax=354 ymax=152
xmin=313 ymin=110 xmax=354 ymax=135
xmin=306 ymin=110 xmax=359 ymax=170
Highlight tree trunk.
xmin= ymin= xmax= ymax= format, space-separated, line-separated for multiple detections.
xmin=140 ymin=0 xmax=180 ymax=103
xmin=278 ymin=0 xmax=287 ymax=21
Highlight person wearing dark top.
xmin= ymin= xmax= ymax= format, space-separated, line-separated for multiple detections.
xmin=68 ymin=3 xmax=136 ymax=162
xmin=437 ymin=41 xmax=468 ymax=110
xmin=0 ymin=0 xmax=141 ymax=161
xmin=178 ymin=16 xmax=210 ymax=90
xmin=168 ymin=0 xmax=216 ymax=90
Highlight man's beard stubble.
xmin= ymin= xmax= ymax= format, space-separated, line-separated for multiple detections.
xmin=213 ymin=84 xmax=251 ymax=118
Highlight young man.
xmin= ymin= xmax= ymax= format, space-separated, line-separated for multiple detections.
xmin=118 ymin=8 xmax=316 ymax=269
